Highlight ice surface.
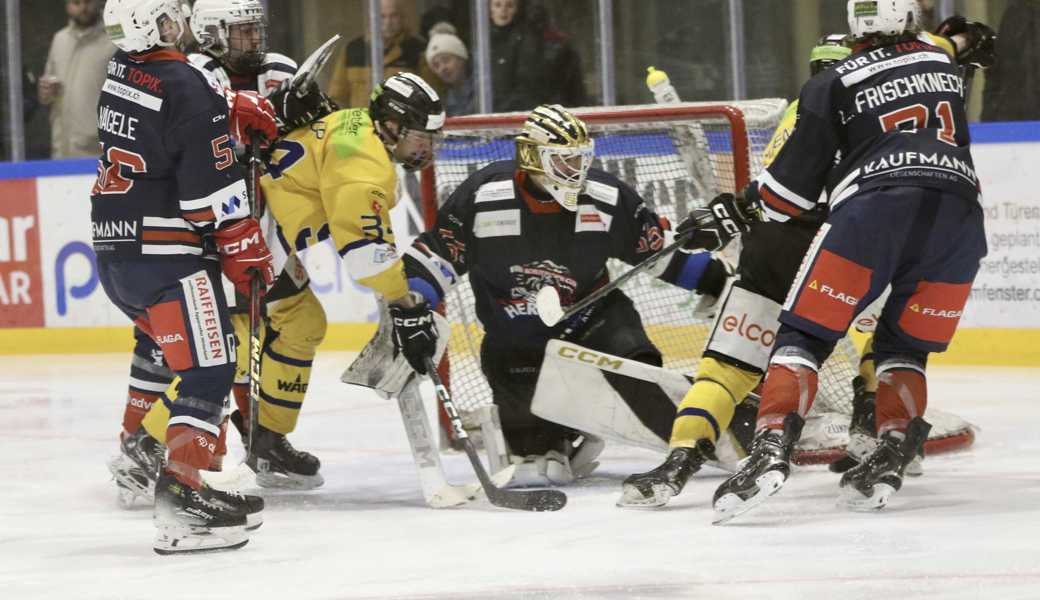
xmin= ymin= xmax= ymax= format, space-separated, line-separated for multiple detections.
xmin=1 ymin=352 xmax=1038 ymax=600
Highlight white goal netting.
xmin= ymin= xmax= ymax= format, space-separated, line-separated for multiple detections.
xmin=419 ymin=101 xmax=973 ymax=462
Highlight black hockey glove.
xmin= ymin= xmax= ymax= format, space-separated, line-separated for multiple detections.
xmin=389 ymin=294 xmax=439 ymax=375
xmin=267 ymin=79 xmax=340 ymax=137
xmin=936 ymin=16 xmax=997 ymax=69
xmin=677 ymin=193 xmax=757 ymax=252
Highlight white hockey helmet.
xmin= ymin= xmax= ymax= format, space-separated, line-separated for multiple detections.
xmin=104 ymin=0 xmax=186 ymax=53
xmin=847 ymin=0 xmax=922 ymax=39
xmin=191 ymin=0 xmax=267 ymax=72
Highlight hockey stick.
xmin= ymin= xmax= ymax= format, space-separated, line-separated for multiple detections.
xmin=245 ymin=133 xmax=263 ymax=458
xmin=535 ymin=213 xmax=713 ymax=326
xmin=395 ymin=374 xmax=514 ymax=507
xmin=423 ymin=356 xmax=567 ymax=512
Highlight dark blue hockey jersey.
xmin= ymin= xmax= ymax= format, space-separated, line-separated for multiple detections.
xmin=403 ymin=161 xmax=715 ymax=349
xmin=90 ymin=49 xmax=250 ymax=258
xmin=758 ymin=33 xmax=979 ymax=222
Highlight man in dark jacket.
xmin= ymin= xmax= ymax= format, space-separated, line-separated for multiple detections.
xmin=489 ymin=0 xmax=586 ymax=112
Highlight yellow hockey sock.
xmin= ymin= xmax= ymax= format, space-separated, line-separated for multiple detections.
xmin=860 ymin=334 xmax=878 ymax=392
xmin=141 ymin=378 xmax=179 ymax=444
xmin=670 ymin=357 xmax=761 ymax=448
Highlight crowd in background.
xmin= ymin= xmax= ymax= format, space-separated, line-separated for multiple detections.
xmin=4 ymin=0 xmax=1039 ymax=162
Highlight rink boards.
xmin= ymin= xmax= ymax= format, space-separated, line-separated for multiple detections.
xmin=0 ymin=121 xmax=1038 ymax=365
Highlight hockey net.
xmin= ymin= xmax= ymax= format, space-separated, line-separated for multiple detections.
xmin=419 ymin=101 xmax=974 ymax=464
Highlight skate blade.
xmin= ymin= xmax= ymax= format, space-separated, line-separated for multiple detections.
xmin=616 ymin=483 xmax=672 ymax=509
xmin=712 ymin=470 xmax=786 ymax=525
xmin=108 ymin=456 xmax=154 ymax=508
xmin=838 ymin=483 xmax=896 ymax=512
xmin=255 ymin=471 xmax=324 ymax=490
xmin=153 ymin=523 xmax=249 ymax=555
xmin=905 ymin=457 xmax=924 ymax=478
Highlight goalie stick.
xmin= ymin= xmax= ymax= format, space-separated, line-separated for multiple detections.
xmin=423 ymin=356 xmax=567 ymax=512
xmin=535 ymin=210 xmax=714 ymax=326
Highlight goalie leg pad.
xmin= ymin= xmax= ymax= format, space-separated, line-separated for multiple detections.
xmin=704 ymin=283 xmax=782 ymax=373
xmin=670 ymin=357 xmax=760 ymax=447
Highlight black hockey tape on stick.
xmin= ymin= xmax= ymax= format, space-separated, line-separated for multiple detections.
xmin=423 ymin=356 xmax=567 ymax=512
xmin=536 ymin=211 xmax=715 ymax=326
xmin=246 ymin=132 xmax=263 ymax=459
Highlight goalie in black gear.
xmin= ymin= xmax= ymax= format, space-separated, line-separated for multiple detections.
xmin=398 ymin=104 xmax=732 ymax=485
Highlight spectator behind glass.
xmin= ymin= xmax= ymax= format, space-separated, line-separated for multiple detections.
xmin=328 ymin=0 xmax=438 ymax=108
xmin=39 ymin=0 xmax=115 ymax=158
xmin=426 ymin=29 xmax=474 ymax=116
xmin=488 ymin=0 xmax=586 ymax=112
xmin=982 ymin=0 xmax=1040 ymax=122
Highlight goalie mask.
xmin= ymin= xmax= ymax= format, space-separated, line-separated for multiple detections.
xmin=191 ymin=0 xmax=268 ymax=74
xmin=810 ymin=34 xmax=852 ymax=76
xmin=847 ymin=0 xmax=921 ymax=39
xmin=370 ymin=73 xmax=446 ymax=171
xmin=516 ymin=105 xmax=595 ymax=212
xmin=104 ymin=0 xmax=186 ymax=53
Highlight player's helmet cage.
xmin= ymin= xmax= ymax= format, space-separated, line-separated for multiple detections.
xmin=370 ymin=73 xmax=446 ymax=171
xmin=191 ymin=0 xmax=268 ymax=74
xmin=847 ymin=0 xmax=922 ymax=39
xmin=810 ymin=34 xmax=853 ymax=76
xmin=105 ymin=0 xmax=187 ymax=53
xmin=516 ymin=104 xmax=595 ymax=212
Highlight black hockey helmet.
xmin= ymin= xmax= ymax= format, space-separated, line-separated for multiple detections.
xmin=370 ymin=72 xmax=445 ymax=170
xmin=370 ymin=73 xmax=445 ymax=136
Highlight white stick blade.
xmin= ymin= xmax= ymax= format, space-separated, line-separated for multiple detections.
xmin=535 ymin=286 xmax=564 ymax=326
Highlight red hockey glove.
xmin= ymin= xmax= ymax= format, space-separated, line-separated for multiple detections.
xmin=213 ymin=218 xmax=275 ymax=297
xmin=226 ymin=89 xmax=277 ymax=146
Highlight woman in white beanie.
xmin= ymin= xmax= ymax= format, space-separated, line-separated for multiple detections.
xmin=425 ymin=32 xmax=475 ymax=116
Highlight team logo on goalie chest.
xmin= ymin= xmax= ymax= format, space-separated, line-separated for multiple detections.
xmin=503 ymin=260 xmax=577 ymax=319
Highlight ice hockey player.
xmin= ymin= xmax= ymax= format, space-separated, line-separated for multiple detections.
xmin=95 ymin=0 xmax=277 ymax=553
xmin=394 ymin=104 xmax=738 ymax=485
xmin=619 ymin=12 xmax=995 ymax=508
xmin=618 ymin=34 xmax=854 ymax=509
xmin=258 ymin=70 xmax=445 ymax=410
xmin=711 ymin=0 xmax=992 ymax=522
xmin=130 ymin=0 xmax=327 ymax=491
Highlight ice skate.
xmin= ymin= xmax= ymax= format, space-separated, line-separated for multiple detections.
xmin=839 ymin=417 xmax=931 ymax=511
xmin=153 ymin=472 xmax=249 ymax=555
xmin=246 ymin=424 xmax=324 ymax=489
xmin=107 ymin=428 xmax=166 ymax=508
xmin=617 ymin=439 xmax=717 ymax=509
xmin=200 ymin=484 xmax=265 ymax=531
xmin=713 ymin=413 xmax=804 ymax=524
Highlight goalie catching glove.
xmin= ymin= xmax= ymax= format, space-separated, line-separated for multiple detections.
xmin=677 ymin=192 xmax=759 ymax=252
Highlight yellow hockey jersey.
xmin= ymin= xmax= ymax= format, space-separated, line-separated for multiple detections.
xmin=760 ymin=31 xmax=957 ymax=169
xmin=261 ymin=108 xmax=408 ymax=301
